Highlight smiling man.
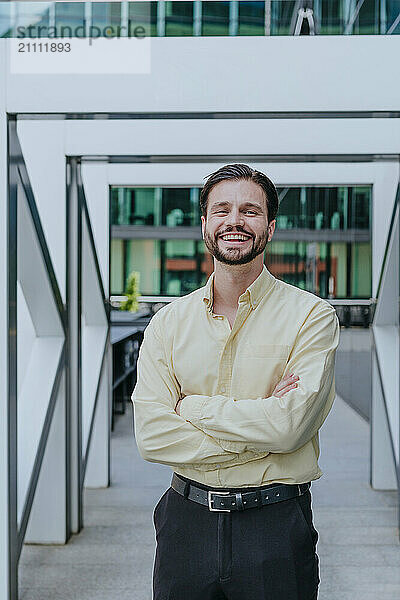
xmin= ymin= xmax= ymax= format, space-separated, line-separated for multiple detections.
xmin=132 ymin=163 xmax=340 ymax=600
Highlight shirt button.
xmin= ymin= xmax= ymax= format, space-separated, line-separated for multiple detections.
xmin=220 ymin=386 xmax=226 ymax=393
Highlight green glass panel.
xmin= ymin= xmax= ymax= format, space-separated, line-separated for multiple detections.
xmin=276 ymin=188 xmax=302 ymax=228
xmin=350 ymin=186 xmax=371 ymax=229
xmin=129 ymin=1 xmax=157 ymax=37
xmin=126 ymin=239 xmax=161 ymax=294
xmin=386 ymin=1 xmax=400 ymax=33
xmin=319 ymin=0 xmax=344 ymax=35
xmin=54 ymin=2 xmax=85 ymax=35
xmin=111 ymin=239 xmax=124 ymax=294
xmin=351 ymin=242 xmax=372 ymax=297
xmin=266 ymin=240 xmax=348 ymax=297
xmin=111 ymin=187 xmax=161 ymax=226
xmin=165 ymin=1 xmax=193 ymax=36
xmin=163 ymin=188 xmax=199 ymax=226
xmin=353 ymin=0 xmax=379 ymax=34
xmin=2 ymin=0 xmax=396 ymax=39
xmin=202 ymin=1 xmax=230 ymax=36
xmin=164 ymin=240 xmax=198 ymax=294
xmin=276 ymin=186 xmax=370 ymax=231
xmin=110 ymin=185 xmax=372 ymax=300
xmin=270 ymin=0 xmax=296 ymax=35
xmin=238 ymin=1 xmax=265 ymax=36
xmin=91 ymin=2 xmax=121 ymax=37
xmin=12 ymin=1 xmax=51 ymax=38
xmin=165 ymin=239 xmax=196 ymax=257
xmin=331 ymin=242 xmax=347 ymax=297
xmin=0 ymin=3 xmax=13 ymax=37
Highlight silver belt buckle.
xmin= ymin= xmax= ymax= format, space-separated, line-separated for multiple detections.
xmin=208 ymin=490 xmax=230 ymax=512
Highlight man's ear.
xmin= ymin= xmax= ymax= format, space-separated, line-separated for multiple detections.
xmin=268 ymin=219 xmax=276 ymax=242
xmin=201 ymin=215 xmax=206 ymax=238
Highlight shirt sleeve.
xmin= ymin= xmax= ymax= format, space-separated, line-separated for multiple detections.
xmin=131 ymin=310 xmax=245 ymax=470
xmin=179 ymin=302 xmax=340 ymax=454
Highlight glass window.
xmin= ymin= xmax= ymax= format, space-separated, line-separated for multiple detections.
xmin=319 ymin=0 xmax=344 ymax=35
xmin=128 ymin=1 xmax=157 ymax=37
xmin=165 ymin=1 xmax=194 ymax=36
xmin=110 ymin=185 xmax=372 ymax=299
xmin=164 ymin=240 xmax=199 ymax=294
xmin=386 ymin=1 xmax=400 ymax=33
xmin=162 ymin=188 xmax=199 ymax=226
xmin=266 ymin=240 xmax=308 ymax=291
xmin=111 ymin=239 xmax=124 ymax=294
xmin=331 ymin=242 xmax=347 ymax=297
xmin=55 ymin=2 xmax=86 ymax=37
xmin=266 ymin=240 xmax=371 ymax=299
xmin=276 ymin=186 xmax=371 ymax=230
xmin=11 ymin=1 xmax=51 ymax=38
xmin=270 ymin=1 xmax=296 ymax=35
xmin=55 ymin=2 xmax=85 ymax=36
xmin=275 ymin=188 xmax=302 ymax=228
xmin=202 ymin=1 xmax=230 ymax=36
xmin=126 ymin=239 xmax=161 ymax=295
xmin=118 ymin=239 xmax=212 ymax=295
xmin=238 ymin=1 xmax=265 ymax=36
xmin=353 ymin=0 xmax=379 ymax=34
xmin=111 ymin=187 xmax=161 ymax=226
xmin=163 ymin=240 xmax=212 ymax=295
xmin=91 ymin=2 xmax=122 ymax=37
xmin=111 ymin=186 xmax=202 ymax=227
xmin=0 ymin=2 xmax=12 ymax=37
xmin=351 ymin=242 xmax=371 ymax=297
xmin=350 ymin=186 xmax=370 ymax=229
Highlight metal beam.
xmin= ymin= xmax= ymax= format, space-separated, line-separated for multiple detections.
xmin=111 ymin=224 xmax=370 ymax=243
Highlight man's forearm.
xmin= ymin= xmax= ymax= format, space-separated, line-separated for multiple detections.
xmin=180 ymin=306 xmax=339 ymax=453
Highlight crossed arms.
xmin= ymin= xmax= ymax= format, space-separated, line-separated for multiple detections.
xmin=131 ymin=302 xmax=340 ymax=470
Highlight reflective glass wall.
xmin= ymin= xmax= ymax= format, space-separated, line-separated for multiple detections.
xmin=111 ymin=185 xmax=370 ymax=230
xmin=110 ymin=184 xmax=372 ymax=299
xmin=1 ymin=1 xmax=399 ymax=38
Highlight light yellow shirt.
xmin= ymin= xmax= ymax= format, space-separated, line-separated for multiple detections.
xmin=131 ymin=265 xmax=340 ymax=488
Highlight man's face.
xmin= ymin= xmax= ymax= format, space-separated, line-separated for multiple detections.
xmin=201 ymin=179 xmax=276 ymax=266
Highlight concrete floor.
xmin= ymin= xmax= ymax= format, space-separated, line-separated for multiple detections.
xmin=19 ymin=395 xmax=399 ymax=600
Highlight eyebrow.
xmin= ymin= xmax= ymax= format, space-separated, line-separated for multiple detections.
xmin=210 ymin=201 xmax=263 ymax=211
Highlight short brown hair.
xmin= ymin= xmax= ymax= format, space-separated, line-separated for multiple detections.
xmin=199 ymin=163 xmax=279 ymax=222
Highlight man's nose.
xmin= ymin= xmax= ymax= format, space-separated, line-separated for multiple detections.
xmin=225 ymin=209 xmax=244 ymax=227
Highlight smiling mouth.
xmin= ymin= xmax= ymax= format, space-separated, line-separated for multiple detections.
xmin=219 ymin=233 xmax=252 ymax=244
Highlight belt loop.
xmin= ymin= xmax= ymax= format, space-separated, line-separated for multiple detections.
xmin=256 ymin=489 xmax=262 ymax=508
xmin=183 ymin=480 xmax=190 ymax=499
xmin=235 ymin=492 xmax=244 ymax=511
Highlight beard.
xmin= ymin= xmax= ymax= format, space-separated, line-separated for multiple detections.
xmin=204 ymin=226 xmax=269 ymax=265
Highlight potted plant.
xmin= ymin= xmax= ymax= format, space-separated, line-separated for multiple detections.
xmin=120 ymin=271 xmax=140 ymax=313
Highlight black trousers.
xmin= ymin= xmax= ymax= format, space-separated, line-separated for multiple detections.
xmin=153 ymin=476 xmax=320 ymax=600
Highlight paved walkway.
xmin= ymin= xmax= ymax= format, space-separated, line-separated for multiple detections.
xmin=19 ymin=395 xmax=399 ymax=600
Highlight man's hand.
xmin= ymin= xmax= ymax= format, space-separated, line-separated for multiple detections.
xmin=176 ymin=374 xmax=298 ymax=413
xmin=272 ymin=373 xmax=299 ymax=398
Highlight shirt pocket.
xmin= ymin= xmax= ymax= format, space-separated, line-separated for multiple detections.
xmin=240 ymin=343 xmax=290 ymax=360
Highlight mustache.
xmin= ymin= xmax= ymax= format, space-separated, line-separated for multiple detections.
xmin=217 ymin=228 xmax=253 ymax=238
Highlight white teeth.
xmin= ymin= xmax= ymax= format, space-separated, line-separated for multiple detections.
xmin=220 ymin=234 xmax=249 ymax=241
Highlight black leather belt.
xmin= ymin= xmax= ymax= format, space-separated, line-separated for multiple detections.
xmin=171 ymin=473 xmax=311 ymax=512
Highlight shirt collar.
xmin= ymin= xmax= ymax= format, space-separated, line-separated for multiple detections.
xmin=202 ymin=265 xmax=276 ymax=312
